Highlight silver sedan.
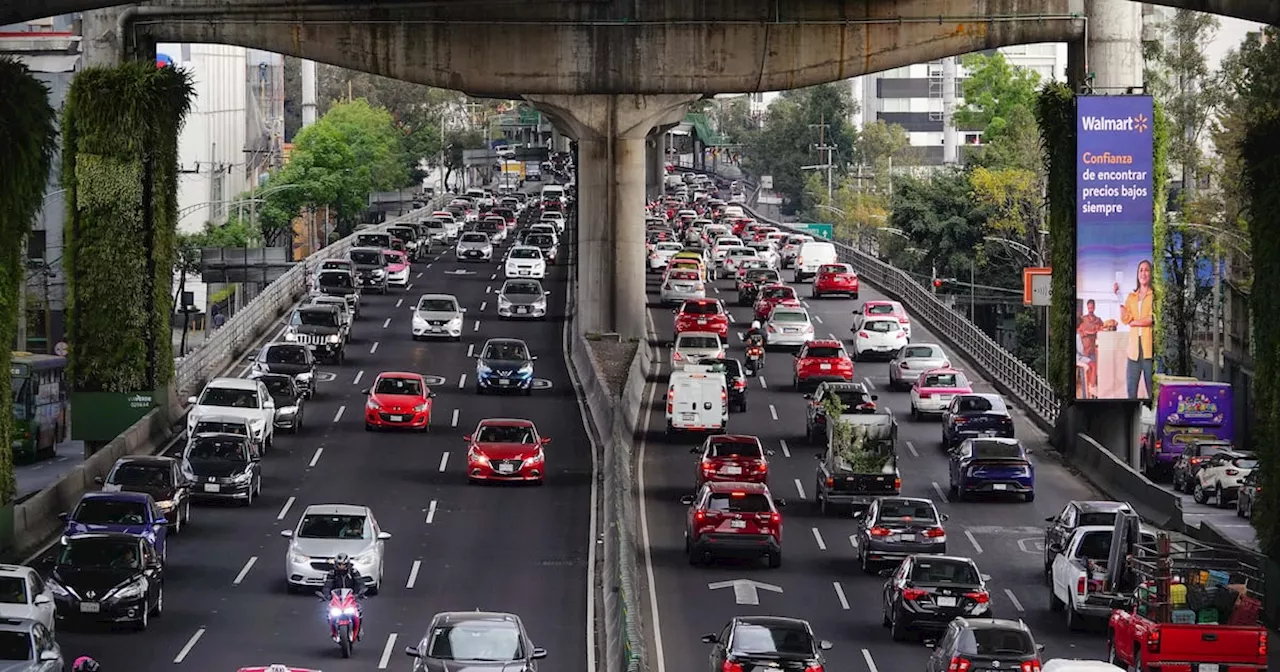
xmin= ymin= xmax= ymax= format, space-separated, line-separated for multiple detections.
xmin=888 ymin=342 xmax=950 ymax=390
xmin=281 ymin=504 xmax=391 ymax=594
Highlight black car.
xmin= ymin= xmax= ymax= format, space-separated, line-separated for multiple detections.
xmin=738 ymin=268 xmax=781 ymax=303
xmin=525 ymin=233 xmax=558 ymax=261
xmin=940 ymin=393 xmax=1014 ymax=450
xmin=95 ymin=456 xmax=192 ymax=533
xmin=184 ymin=432 xmax=262 ymax=506
xmin=692 ymin=357 xmax=747 ymax=412
xmin=252 ymin=342 xmax=317 ymax=397
xmin=314 ymin=268 xmax=361 ymax=318
xmin=474 ymin=338 xmax=536 ymax=395
xmin=853 ymin=496 xmax=949 ymax=572
xmin=404 ymin=611 xmax=546 ymax=671
xmin=1042 ymin=500 xmax=1135 ymax=577
xmin=284 ymin=305 xmax=346 ymax=365
xmin=1172 ymin=438 xmax=1235 ymax=493
xmin=803 ymin=382 xmax=877 ymax=444
xmin=255 ymin=373 xmax=305 ymax=433
xmin=881 ymin=554 xmax=991 ymax=641
xmin=924 ymin=618 xmax=1043 ymax=672
xmin=700 ymin=616 xmax=832 ymax=672
xmin=349 ymin=247 xmax=389 ymax=293
xmin=48 ymin=532 xmax=165 ymax=630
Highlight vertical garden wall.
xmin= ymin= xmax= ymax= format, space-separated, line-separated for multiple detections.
xmin=62 ymin=63 xmax=193 ymax=394
xmin=1034 ymin=82 xmax=1076 ymax=409
xmin=0 ymin=59 xmax=58 ymax=504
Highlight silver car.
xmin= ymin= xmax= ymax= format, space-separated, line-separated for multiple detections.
xmin=404 ymin=611 xmax=547 ymax=671
xmin=411 ymin=294 xmax=465 ymax=341
xmin=455 ymin=232 xmax=493 ymax=262
xmin=498 ymin=279 xmax=550 ymax=320
xmin=888 ymin=343 xmax=950 ymax=390
xmin=0 ymin=618 xmax=62 ymax=671
xmin=281 ymin=503 xmax=391 ymax=594
xmin=764 ymin=307 xmax=815 ymax=347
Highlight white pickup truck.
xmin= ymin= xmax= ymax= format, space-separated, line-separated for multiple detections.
xmin=1048 ymin=525 xmax=1156 ymax=631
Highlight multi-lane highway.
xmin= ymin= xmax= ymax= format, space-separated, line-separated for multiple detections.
xmin=41 ymin=223 xmax=593 ymax=670
xmin=638 ymin=257 xmax=1117 ymax=670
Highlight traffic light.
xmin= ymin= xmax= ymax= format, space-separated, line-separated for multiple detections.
xmin=933 ymin=279 xmax=945 ymax=289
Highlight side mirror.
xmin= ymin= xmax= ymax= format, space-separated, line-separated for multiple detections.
xmin=1036 ymin=644 xmax=1046 ymax=653
xmin=187 ymin=396 xmax=198 ymax=404
xmin=851 ymin=510 xmax=864 ymax=518
xmin=878 ymin=568 xmax=894 ymax=577
xmin=147 ymin=562 xmax=162 ymax=571
xmin=981 ymin=574 xmax=993 ymax=582
xmin=774 ymin=499 xmax=787 ymax=508
xmin=924 ymin=640 xmax=937 ymax=649
xmin=1044 ymin=516 xmax=1055 ymax=523
xmin=280 ymin=530 xmax=294 ymax=538
xmin=57 ymin=512 xmax=68 ymax=522
xmin=377 ymin=531 xmax=392 ymax=540
xmin=463 ymin=435 xmax=473 ymax=442
xmin=545 ymin=291 xmax=552 ymax=296
xmin=813 ymin=453 xmax=822 ymax=460
xmin=428 ymin=391 xmax=437 ymax=398
xmin=1026 ymin=448 xmax=1034 ymax=455
xmin=765 ymin=450 xmax=775 ymax=456
xmin=679 ymin=495 xmax=696 ymax=505
xmin=540 ymin=437 xmax=551 ymax=445
xmin=803 ymin=393 xmax=812 ymax=399
xmin=360 ymin=388 xmax=370 ymax=395
xmin=700 ymin=633 xmax=719 ymax=644
xmin=818 ymin=640 xmax=833 ymax=651
xmin=33 ymin=594 xmax=51 ymax=606
xmin=871 ymin=394 xmax=879 ymax=401
xmin=39 ymin=650 xmax=58 ymax=663
xmin=531 ymin=356 xmax=538 ymax=361
xmin=94 ymin=476 xmax=105 ymax=485
xmin=690 ymin=447 xmax=702 ymax=454
xmin=531 ymin=647 xmax=547 ymax=660
xmin=940 ymin=513 xmax=949 ymax=521
xmin=461 ymin=308 xmax=468 ymax=313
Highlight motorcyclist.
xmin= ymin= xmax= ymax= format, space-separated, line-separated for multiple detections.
xmin=744 ymin=320 xmax=764 ymax=344
xmin=72 ymin=658 xmax=101 ymax=672
xmin=321 ymin=553 xmax=367 ymax=641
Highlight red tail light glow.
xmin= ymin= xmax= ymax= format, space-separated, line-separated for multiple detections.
xmin=694 ymin=510 xmax=706 ymax=523
xmin=1226 ymin=469 xmax=1239 ymax=476
xmin=948 ymin=657 xmax=971 ymax=672
xmin=1258 ymin=631 xmax=1267 ymax=656
xmin=1147 ymin=627 xmax=1161 ymax=653
xmin=1077 ymin=576 xmax=1087 ymax=595
xmin=902 ymin=588 xmax=929 ymax=600
xmin=869 ymin=526 xmax=892 ymax=537
xmin=722 ymin=661 xmax=743 ymax=672
xmin=802 ymin=665 xmax=823 ymax=672
xmin=965 ymin=591 xmax=990 ymax=604
xmin=894 ymin=478 xmax=902 ymax=490
xmin=858 ymin=331 xmax=870 ymax=338
xmin=924 ymin=527 xmax=946 ymax=538
xmin=1020 ymin=661 xmax=1041 ymax=672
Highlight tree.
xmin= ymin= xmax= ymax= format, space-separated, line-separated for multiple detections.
xmin=854 ymin=120 xmax=909 ymax=191
xmin=886 ymin=170 xmax=989 ymax=280
xmin=743 ymin=83 xmax=857 ymax=214
xmin=955 ymin=53 xmax=1042 ymax=143
xmin=709 ymin=96 xmax=757 ymax=146
xmin=803 ymin=173 xmax=889 ymax=243
xmin=969 ymin=166 xmax=1045 ymax=262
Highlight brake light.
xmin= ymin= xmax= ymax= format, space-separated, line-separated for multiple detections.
xmin=674 ymin=352 xmax=683 ymax=361
xmin=858 ymin=331 xmax=869 ymax=338
xmin=1226 ymin=469 xmax=1239 ymax=476
xmin=1154 ymin=439 xmax=1163 ymax=452
xmin=730 ymin=491 xmax=746 ymax=498
xmin=896 ymin=331 xmax=906 ymax=338
xmin=924 ymin=527 xmax=946 ymax=538
xmin=1191 ymin=457 xmax=1207 ymax=464
xmin=953 ymin=416 xmax=968 ymax=423
xmin=899 ymin=361 xmax=911 ymax=368
xmin=869 ymin=526 xmax=892 ymax=537
xmin=722 ymin=660 xmax=743 ymax=672
xmin=721 ymin=390 xmax=727 ymax=402
xmin=825 ymin=477 xmax=834 ymax=487
xmin=902 ymin=588 xmax=929 ymax=600
xmin=964 ymin=591 xmax=990 ymax=603
xmin=734 ymin=380 xmax=746 ymax=390
xmin=769 ymin=512 xmax=781 ymax=525
xmin=701 ymin=459 xmax=715 ymax=472
xmin=802 ymin=666 xmax=823 ymax=672
xmin=694 ymin=510 xmax=706 ymax=523
xmin=894 ymin=477 xmax=902 ymax=490
xmin=1020 ymin=661 xmax=1041 ymax=672
xmin=1258 ymin=631 xmax=1266 ymax=656
xmin=1146 ymin=627 xmax=1161 ymax=653
xmin=1077 ymin=576 xmax=1087 ymax=595
xmin=949 ymin=657 xmax=971 ymax=672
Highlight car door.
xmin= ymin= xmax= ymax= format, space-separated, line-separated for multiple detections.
xmin=948 ymin=442 xmax=968 ymax=487
xmin=709 ymin=622 xmax=732 ymax=670
xmin=170 ymin=461 xmax=189 ymax=508
xmin=27 ymin=571 xmax=53 ymax=629
xmin=149 ymin=499 xmax=168 ymax=554
xmin=256 ymin=381 xmax=275 ymax=431
xmin=141 ymin=540 xmax=163 ymax=599
xmin=885 ymin=555 xmax=911 ymax=613
xmin=928 ymin=622 xmax=961 ymax=671
xmin=856 ymin=499 xmax=878 ymax=549
xmin=32 ymin=622 xmax=58 ymax=671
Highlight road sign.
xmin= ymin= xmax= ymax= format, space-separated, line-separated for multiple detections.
xmin=54 ymin=341 xmax=68 ymax=357
xmin=760 ymin=175 xmax=773 ymax=189
xmin=796 ymin=223 xmax=834 ymax=240
xmin=707 ymin=579 xmax=783 ymax=605
xmin=1022 ymin=267 xmax=1052 ymax=306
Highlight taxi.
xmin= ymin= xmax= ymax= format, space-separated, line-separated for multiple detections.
xmin=666 ymin=257 xmax=707 ymax=282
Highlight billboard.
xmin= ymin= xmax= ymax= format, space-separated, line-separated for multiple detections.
xmin=1075 ymin=95 xmax=1155 ymax=401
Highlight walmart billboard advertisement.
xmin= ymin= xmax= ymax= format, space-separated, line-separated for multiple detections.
xmin=1075 ymin=95 xmax=1155 ymax=402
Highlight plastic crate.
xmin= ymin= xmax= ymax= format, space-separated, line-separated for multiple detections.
xmin=1228 ymin=595 xmax=1261 ymax=626
xmin=1206 ymin=570 xmax=1231 ymax=589
xmin=1172 ymin=609 xmax=1197 ymax=624
xmin=1170 ymin=583 xmax=1187 ymax=605
xmin=1197 ymin=607 xmax=1220 ymax=624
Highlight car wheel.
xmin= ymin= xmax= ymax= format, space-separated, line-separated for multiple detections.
xmin=1237 ymin=495 xmax=1246 ymax=518
xmin=1215 ymin=486 xmax=1229 ymax=509
xmin=1193 ymin=483 xmax=1208 ymax=504
xmin=889 ymin=609 xmax=909 ymax=642
xmin=1049 ymin=587 xmax=1064 ymax=612
xmin=1025 ymin=491 xmax=1036 ymax=503
xmin=767 ymin=551 xmax=782 ymax=569
xmin=365 ymin=423 xmax=373 ymax=432
xmin=136 ymin=600 xmax=149 ymax=631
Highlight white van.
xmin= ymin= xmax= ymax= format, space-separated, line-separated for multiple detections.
xmin=1041 ymin=662 xmax=1124 ymax=672
xmin=794 ymin=241 xmax=838 ymax=282
xmin=665 ymin=366 xmax=728 ymax=435
xmin=540 ymin=185 xmax=565 ymax=205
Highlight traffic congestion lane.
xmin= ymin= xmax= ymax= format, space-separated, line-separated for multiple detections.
xmin=640 ymin=263 xmax=1109 ymax=672
xmin=51 ymin=228 xmax=592 ymax=671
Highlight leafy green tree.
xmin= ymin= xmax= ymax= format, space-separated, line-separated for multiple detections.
xmin=743 ymin=83 xmax=857 ymax=214
xmin=955 ymin=53 xmax=1042 ymax=143
xmin=854 ymin=120 xmax=909 ymax=192
xmin=886 ymin=170 xmax=989 ymax=281
xmin=709 ymin=96 xmax=757 ymax=147
xmin=969 ymin=166 xmax=1045 ymax=263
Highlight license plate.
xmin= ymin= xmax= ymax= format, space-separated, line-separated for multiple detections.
xmin=729 ymin=520 xmax=747 ymax=529
xmin=898 ymin=534 xmax=916 ymax=542
xmin=698 ymin=319 xmax=707 ymax=325
xmin=939 ymin=395 xmax=953 ymax=402
xmin=980 ymin=431 xmax=997 ymax=437
xmin=1199 ymin=665 xmax=1219 ymax=672
xmin=723 ymin=466 xmax=742 ymax=475
xmin=430 ymin=326 xmax=441 ymax=332
xmin=993 ymin=484 xmax=1008 ymax=491
xmin=935 ymin=596 xmax=957 ymax=607
xmin=681 ymin=413 xmax=696 ymax=421
xmin=517 ymin=307 xmax=528 ymax=314
xmin=204 ymin=483 xmax=220 ymax=493
xmin=389 ymin=415 xmax=406 ymax=422
xmin=498 ymin=379 xmax=510 ymax=386
xmin=820 ymin=363 xmax=832 ymax=370
xmin=498 ymin=463 xmax=515 ymax=474
xmin=79 ymin=602 xmax=100 ymax=613
xmin=785 ymin=328 xmax=798 ymax=333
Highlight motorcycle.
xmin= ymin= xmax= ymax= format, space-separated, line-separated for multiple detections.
xmin=744 ymin=343 xmax=765 ymax=376
xmin=318 ymin=588 xmax=362 ymax=658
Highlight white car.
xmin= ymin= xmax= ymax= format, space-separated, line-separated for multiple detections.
xmin=888 ymin=343 xmax=950 ymax=390
xmin=660 ymin=269 xmax=706 ymax=305
xmin=0 ymin=564 xmax=55 ymax=632
xmin=852 ymin=317 xmax=908 ymax=360
xmin=455 ymin=232 xmax=494 ymax=262
xmin=854 ymin=300 xmax=913 ymax=339
xmin=720 ymin=247 xmax=760 ymax=279
xmin=910 ymin=368 xmax=972 ymax=416
xmin=649 ymin=242 xmax=684 ymax=272
xmin=411 ymin=294 xmax=465 ymax=341
xmin=748 ymin=241 xmax=780 ymax=269
xmin=711 ymin=237 xmax=743 ymax=264
xmin=526 ymin=223 xmax=559 ymax=243
xmin=187 ymin=377 xmax=275 ymax=448
xmin=281 ymin=504 xmax=391 ymax=593
xmin=671 ymin=332 xmax=725 ymax=369
xmin=505 ymin=246 xmax=547 ymax=279
xmin=763 ymin=306 xmax=815 ymax=347
xmin=539 ymin=212 xmax=566 ymax=233
xmin=1195 ymin=450 xmax=1258 ymax=506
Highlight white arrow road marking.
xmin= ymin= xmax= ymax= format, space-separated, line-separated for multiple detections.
xmin=707 ymin=579 xmax=783 ymax=606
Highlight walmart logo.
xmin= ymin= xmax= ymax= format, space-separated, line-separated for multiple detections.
xmin=1081 ymin=114 xmax=1149 ymax=133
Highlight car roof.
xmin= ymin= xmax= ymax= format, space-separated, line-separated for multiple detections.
xmin=733 ymin=615 xmax=810 ymax=629
xmin=818 ymin=382 xmax=869 ymax=393
xmin=82 ymin=490 xmax=153 ymax=503
xmin=0 ymin=618 xmax=40 ymax=633
xmin=879 ymin=496 xmax=937 ymax=507
xmin=115 ymin=456 xmax=177 ymax=469
xmin=376 ymin=371 xmax=424 ymax=380
xmin=478 ymin=418 xmax=536 ymax=428
xmin=909 ymin=554 xmax=979 ymax=566
xmin=418 ymin=293 xmax=458 ymax=301
xmin=484 ymin=337 xmax=528 ymax=347
xmin=703 ymin=482 xmax=769 ymax=494
xmin=206 ymin=377 xmax=259 ymax=390
xmin=193 ymin=414 xmax=251 ymax=424
xmin=956 ymin=617 xmax=1032 ymax=632
xmin=265 ymin=342 xmax=308 ymax=349
xmin=300 ymin=504 xmax=370 ymax=516
xmin=299 ymin=304 xmax=339 ymax=313
xmin=922 ymin=368 xmax=963 ymax=376
xmin=707 ymin=435 xmax=762 ymax=445
xmin=191 ymin=431 xmax=250 ymax=442
xmin=0 ymin=564 xmax=34 ymax=578
xmin=966 ymin=437 xmax=1022 ymax=448
xmin=676 ymin=331 xmax=722 ymax=340
xmin=433 ymin=611 xmax=523 ymax=627
xmin=1073 ymin=500 xmax=1134 ymax=513
xmin=65 ymin=531 xmax=144 ymax=543
xmin=681 ymin=299 xmax=721 ymax=307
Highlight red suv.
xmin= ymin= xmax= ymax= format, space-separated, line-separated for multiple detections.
xmin=674 ymin=299 xmax=729 ymax=338
xmin=680 ymin=482 xmax=784 ymax=568
xmin=812 ymin=263 xmax=859 ymax=299
xmin=792 ymin=340 xmax=854 ymax=390
xmin=753 ymin=284 xmax=800 ymax=321
xmin=693 ymin=435 xmax=774 ymax=487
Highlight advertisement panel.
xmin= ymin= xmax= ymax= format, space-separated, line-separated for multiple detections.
xmin=1075 ymin=95 xmax=1156 ymax=401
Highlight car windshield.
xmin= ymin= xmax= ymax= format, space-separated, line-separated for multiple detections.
xmin=746 ymin=271 xmax=778 ymax=283
xmin=730 ymin=624 xmax=813 ymax=656
xmin=375 ymin=377 xmax=422 ymax=397
xmin=708 ymin=440 xmax=762 ymax=458
xmin=193 ymin=421 xmax=247 ymax=436
xmin=110 ymin=463 xmax=170 ymax=488
xmin=418 ymin=299 xmax=457 ymax=312
xmin=957 ymin=396 xmax=1005 ymax=413
xmin=669 ymin=271 xmax=698 ymax=281
xmin=731 ymin=249 xmax=757 ymax=258
xmin=74 ymin=498 xmax=148 ymax=525
xmin=297 ymin=514 xmax=367 ymax=539
xmin=903 ymin=345 xmax=942 ymax=359
xmin=511 ymin=248 xmax=542 ymax=259
xmin=0 ymin=578 xmax=28 ymax=606
xmin=478 ymin=221 xmax=500 ymax=231
xmin=0 ymin=631 xmax=30 ymax=661
xmin=476 ymin=425 xmax=536 ymax=443
xmin=59 ymin=538 xmax=141 ymax=569
xmin=188 ymin=436 xmax=248 ymax=462
xmin=707 ymin=492 xmax=771 ymax=513
xmin=317 ymin=273 xmax=352 ymax=289
xmin=427 ymin=622 xmax=524 ymax=661
xmin=911 ymin=559 xmax=980 ymax=585
xmin=261 ymin=377 xmax=295 ymax=398
xmin=1196 ymin=444 xmax=1232 ymax=459
xmin=484 ymin=342 xmax=528 ymax=361
xmin=682 ymin=302 xmax=720 ymax=316
xmin=804 ymin=346 xmax=843 ymax=358
xmin=321 ymin=261 xmax=350 ymax=271
xmin=355 ymin=235 xmax=388 ymax=247
xmin=879 ymin=500 xmax=938 ymax=523
xmin=923 ymin=373 xmax=965 ymax=388
xmin=1232 ymin=457 xmax=1260 ymax=469
xmin=866 ymin=303 xmax=899 ymax=315
xmin=504 ymin=282 xmax=542 ymax=296
xmin=265 ymin=346 xmax=308 ymax=364
xmin=865 ymin=320 xmax=900 ymax=333
xmin=962 ymin=628 xmax=1036 ymax=656
xmin=528 ymin=235 xmax=554 ymax=246
xmin=1078 ymin=511 xmax=1123 ymax=527
xmin=426 ymin=221 xmax=445 ymax=230
xmin=772 ymin=311 xmax=807 ymax=323
xmin=461 ymin=233 xmax=489 ymax=244
xmin=819 ymin=265 xmax=849 ymax=274
xmin=291 ymin=310 xmax=337 ymax=328
xmin=678 ymin=336 xmax=719 ymax=349
xmin=763 ymin=288 xmax=793 ymax=299
xmin=198 ymin=386 xmax=258 ymax=408
xmin=350 ymin=250 xmax=382 ymax=265
xmin=972 ymin=441 xmax=1024 ymax=460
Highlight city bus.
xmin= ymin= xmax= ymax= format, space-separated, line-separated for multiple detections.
xmin=9 ymin=352 xmax=68 ymax=462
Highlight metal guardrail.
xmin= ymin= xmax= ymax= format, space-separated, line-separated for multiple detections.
xmin=679 ymin=164 xmax=1061 ymax=429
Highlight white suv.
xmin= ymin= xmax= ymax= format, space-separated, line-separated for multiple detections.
xmin=187 ymin=378 xmax=276 ymax=448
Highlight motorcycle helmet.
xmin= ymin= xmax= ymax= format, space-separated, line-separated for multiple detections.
xmin=750 ymin=320 xmax=761 ymax=331
xmin=73 ymin=658 xmax=101 ymax=672
xmin=333 ymin=553 xmax=351 ymax=572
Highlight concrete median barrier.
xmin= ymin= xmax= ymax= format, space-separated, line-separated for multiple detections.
xmin=1068 ymin=433 xmax=1184 ymax=531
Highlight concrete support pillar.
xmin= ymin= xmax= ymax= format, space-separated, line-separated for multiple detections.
xmin=80 ymin=7 xmax=128 ymax=67
xmin=526 ymin=94 xmax=698 ymax=339
xmin=1070 ymin=0 xmax=1144 ymax=93
xmin=646 ymin=124 xmax=678 ymax=201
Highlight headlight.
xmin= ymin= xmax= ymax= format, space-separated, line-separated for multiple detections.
xmin=353 ymin=549 xmax=377 ymax=565
xmin=296 ymin=372 xmax=313 ymax=381
xmin=284 ymin=332 xmax=299 ymax=342
xmin=328 ymin=607 xmax=343 ymax=618
xmin=468 ymin=447 xmax=489 ymax=464
xmin=233 ymin=471 xmax=252 ymax=483
xmin=447 ymin=316 xmax=463 ymax=327
xmin=289 ymin=550 xmax=309 ymax=564
xmin=155 ymin=499 xmax=176 ymax=511
xmin=278 ymin=406 xmax=298 ymax=415
xmin=48 ymin=580 xmax=69 ymax=598
xmin=108 ymin=580 xmax=145 ymax=601
xmin=250 ymin=417 xmax=265 ymax=428
xmin=413 ymin=403 xmax=429 ymax=412
xmin=477 ymin=363 xmax=492 ymax=375
xmin=372 ymin=269 xmax=385 ymax=277
xmin=327 ymin=335 xmax=340 ymax=344
xmin=518 ymin=363 xmax=534 ymax=375
xmin=367 ymin=399 xmax=381 ymax=410
xmin=498 ymin=298 xmax=513 ymax=310
xmin=413 ymin=316 xmax=427 ymax=327
xmin=522 ymin=450 xmax=544 ymax=467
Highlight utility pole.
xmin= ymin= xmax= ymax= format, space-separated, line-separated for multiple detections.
xmin=809 ymin=114 xmax=836 ymax=204
xmin=15 ymin=234 xmax=27 ymax=352
xmin=1210 ymin=258 xmax=1221 ymax=380
xmin=941 ymin=56 xmax=959 ymax=164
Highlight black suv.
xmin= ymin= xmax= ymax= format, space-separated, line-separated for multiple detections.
xmin=925 ymin=618 xmax=1043 ymax=672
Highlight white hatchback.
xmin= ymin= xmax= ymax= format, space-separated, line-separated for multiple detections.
xmin=671 ymin=332 xmax=725 ymax=369
xmin=0 ymin=564 xmax=55 ymax=631
xmin=853 ymin=317 xmax=908 ymax=360
xmin=764 ymin=307 xmax=815 ymax=347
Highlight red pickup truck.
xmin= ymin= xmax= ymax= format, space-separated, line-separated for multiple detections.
xmin=1108 ymin=608 xmax=1266 ymax=671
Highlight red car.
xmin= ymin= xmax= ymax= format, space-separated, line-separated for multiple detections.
xmin=753 ymin=284 xmax=800 ymax=322
xmin=751 ymin=226 xmax=779 ymax=242
xmin=680 ymin=481 xmax=785 ymax=568
xmin=363 ymin=372 xmax=435 ymax=431
xmin=693 ymin=434 xmax=774 ymax=487
xmin=812 ymin=263 xmax=859 ymax=299
xmin=793 ymin=340 xmax=855 ymax=389
xmin=464 ymin=418 xmax=550 ymax=483
xmin=674 ymin=299 xmax=730 ymax=338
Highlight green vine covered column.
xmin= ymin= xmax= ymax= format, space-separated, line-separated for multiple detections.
xmin=62 ymin=63 xmax=193 ymax=395
xmin=1149 ymin=102 xmax=1170 ymax=370
xmin=1034 ymin=82 xmax=1076 ymax=414
xmin=0 ymin=59 xmax=58 ymax=505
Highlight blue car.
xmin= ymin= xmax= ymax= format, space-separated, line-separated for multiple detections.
xmin=946 ymin=437 xmax=1035 ymax=503
xmin=474 ymin=337 xmax=536 ymax=395
xmin=60 ymin=491 xmax=169 ymax=560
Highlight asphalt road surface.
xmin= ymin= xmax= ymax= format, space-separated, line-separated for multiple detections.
xmin=638 ymin=258 xmax=1125 ymax=672
xmin=39 ymin=226 xmax=593 ymax=671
